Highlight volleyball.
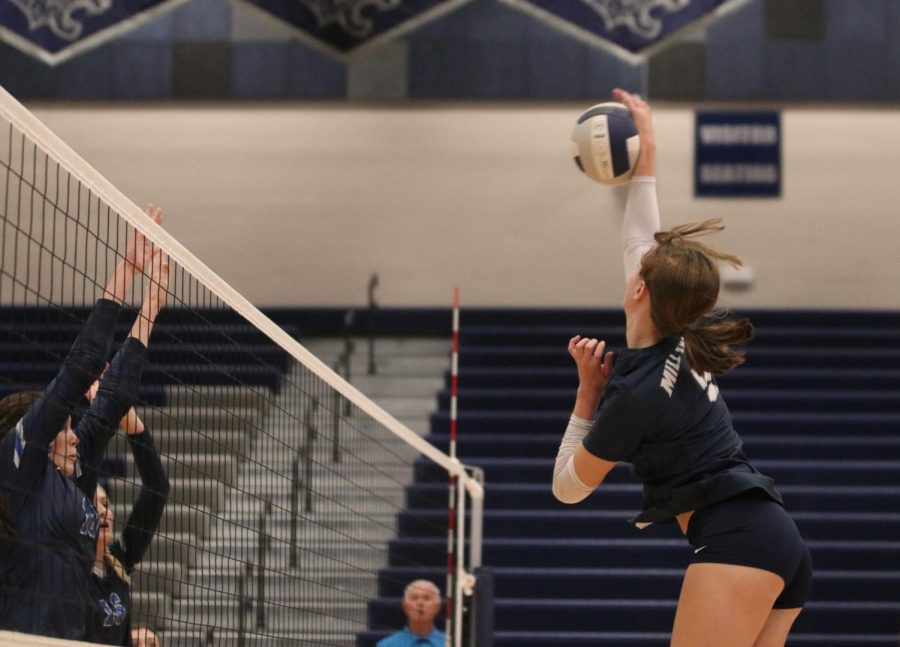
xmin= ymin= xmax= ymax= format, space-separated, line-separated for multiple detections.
xmin=571 ymin=102 xmax=640 ymax=185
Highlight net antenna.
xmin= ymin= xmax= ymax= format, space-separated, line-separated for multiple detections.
xmin=445 ymin=286 xmax=460 ymax=641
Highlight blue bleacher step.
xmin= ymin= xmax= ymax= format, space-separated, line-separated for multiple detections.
xmin=447 ymin=366 xmax=900 ymax=391
xmin=414 ymin=456 xmax=900 ymax=486
xmin=436 ymin=387 xmax=900 ymax=413
xmin=457 ymin=324 xmax=900 ymax=348
xmin=376 ymin=565 xmax=899 ymax=602
xmin=488 ymin=631 xmax=900 ymax=646
xmin=170 ymin=597 xmax=368 ymax=632
xmin=405 ymin=481 xmax=900 ymax=513
xmin=415 ymin=457 xmax=900 ymax=486
xmin=369 ymin=597 xmax=900 ymax=634
xmin=397 ymin=508 xmax=900 ymax=541
xmin=388 ymin=537 xmax=900 ymax=571
xmin=0 ymin=381 xmax=167 ymax=406
xmin=457 ymin=346 xmax=900 ymax=370
xmin=429 ymin=409 xmax=900 ymax=435
xmin=172 ymin=629 xmax=351 ymax=647
xmin=427 ymin=432 xmax=900 ymax=461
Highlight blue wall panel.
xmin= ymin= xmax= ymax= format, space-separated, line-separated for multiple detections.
xmin=706 ymin=0 xmax=766 ymax=99
xmin=232 ymin=42 xmax=289 ymax=98
xmin=284 ymin=45 xmax=346 ymax=98
xmin=764 ymin=42 xmax=827 ymax=100
xmin=112 ymin=42 xmax=173 ymax=98
xmin=170 ymin=0 xmax=233 ymax=41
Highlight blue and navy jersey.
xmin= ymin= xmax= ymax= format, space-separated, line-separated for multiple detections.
xmin=87 ymin=551 xmax=133 ymax=646
xmin=86 ymin=429 xmax=168 ymax=646
xmin=0 ymin=460 xmax=100 ymax=638
xmin=584 ymin=335 xmax=780 ymax=525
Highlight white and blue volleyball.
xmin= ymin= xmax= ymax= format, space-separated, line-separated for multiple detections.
xmin=571 ymin=102 xmax=640 ymax=185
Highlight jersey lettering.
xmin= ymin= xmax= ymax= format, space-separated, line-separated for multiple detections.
xmin=80 ymin=496 xmax=99 ymax=539
xmin=691 ymin=369 xmax=719 ymax=402
xmin=99 ymin=592 xmax=127 ymax=627
xmin=660 ymin=338 xmax=686 ymax=397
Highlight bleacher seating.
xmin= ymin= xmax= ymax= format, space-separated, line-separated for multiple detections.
xmin=366 ymin=307 xmax=900 ymax=646
xmin=6 ymin=305 xmax=900 ymax=644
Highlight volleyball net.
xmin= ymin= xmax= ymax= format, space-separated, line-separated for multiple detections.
xmin=0 ymin=84 xmax=484 ymax=646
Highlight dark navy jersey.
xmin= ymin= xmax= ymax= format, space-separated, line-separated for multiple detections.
xmin=88 ymin=552 xmax=133 ymax=646
xmin=0 ymin=461 xmax=99 ymax=638
xmin=584 ymin=335 xmax=780 ymax=525
xmin=86 ymin=428 xmax=168 ymax=646
xmin=0 ymin=300 xmax=149 ymax=639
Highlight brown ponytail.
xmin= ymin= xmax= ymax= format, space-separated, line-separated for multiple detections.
xmin=104 ymin=550 xmax=132 ymax=586
xmin=683 ymin=314 xmax=754 ymax=375
xmin=640 ymin=218 xmax=753 ymax=375
xmin=0 ymin=391 xmax=43 ymax=545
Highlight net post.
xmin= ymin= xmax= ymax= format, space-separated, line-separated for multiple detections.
xmin=342 ymin=309 xmax=354 ymax=380
xmin=290 ymin=451 xmax=300 ymax=568
xmin=256 ymin=500 xmax=271 ymax=630
xmin=367 ymin=273 xmax=378 ymax=375
xmin=467 ymin=466 xmax=485 ymax=570
xmin=331 ymin=389 xmax=342 ymax=463
xmin=237 ymin=561 xmax=252 ymax=647
xmin=340 ymin=311 xmax=354 ymax=415
xmin=454 ymin=472 xmax=467 ymax=647
xmin=303 ymin=397 xmax=318 ymax=513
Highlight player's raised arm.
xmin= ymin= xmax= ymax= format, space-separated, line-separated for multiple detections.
xmin=613 ymin=89 xmax=661 ymax=283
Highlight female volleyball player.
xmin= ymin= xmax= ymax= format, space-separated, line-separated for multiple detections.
xmin=87 ymin=405 xmax=169 ymax=646
xmin=0 ymin=206 xmax=168 ymax=640
xmin=551 ymin=90 xmax=811 ymax=647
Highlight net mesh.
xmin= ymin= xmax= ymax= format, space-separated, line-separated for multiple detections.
xmin=0 ymin=87 xmax=469 ymax=646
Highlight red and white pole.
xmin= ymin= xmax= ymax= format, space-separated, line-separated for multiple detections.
xmin=445 ymin=286 xmax=460 ymax=645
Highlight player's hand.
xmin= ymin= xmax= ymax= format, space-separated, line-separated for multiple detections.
xmin=124 ymin=204 xmax=163 ymax=274
xmin=613 ymin=88 xmax=654 ymax=142
xmin=568 ymin=335 xmax=615 ymax=396
xmin=120 ymin=407 xmax=145 ymax=435
xmin=144 ymin=247 xmax=170 ymax=313
xmin=613 ymin=88 xmax=655 ymax=176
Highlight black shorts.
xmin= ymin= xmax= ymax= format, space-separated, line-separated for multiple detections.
xmin=686 ymin=489 xmax=813 ymax=609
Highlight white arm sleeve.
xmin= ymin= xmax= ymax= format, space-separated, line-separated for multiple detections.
xmin=622 ymin=176 xmax=661 ymax=282
xmin=552 ymin=414 xmax=596 ymax=504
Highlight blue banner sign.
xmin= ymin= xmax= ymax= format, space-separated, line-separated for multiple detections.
xmin=499 ymin=0 xmax=753 ymax=61
xmin=694 ymin=111 xmax=782 ymax=198
xmin=239 ymin=0 xmax=474 ymax=56
xmin=0 ymin=0 xmax=187 ymax=65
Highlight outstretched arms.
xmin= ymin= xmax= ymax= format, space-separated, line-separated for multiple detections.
xmin=114 ymin=409 xmax=169 ymax=570
xmin=614 ymin=89 xmax=661 ymax=282
xmin=76 ymin=207 xmax=169 ymax=497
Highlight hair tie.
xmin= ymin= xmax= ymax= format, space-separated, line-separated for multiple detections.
xmin=655 ymin=230 xmax=684 ymax=246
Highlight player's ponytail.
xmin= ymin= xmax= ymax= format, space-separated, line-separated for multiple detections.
xmin=104 ymin=550 xmax=132 ymax=586
xmin=682 ymin=314 xmax=754 ymax=375
xmin=640 ymin=218 xmax=753 ymax=374
xmin=0 ymin=391 xmax=43 ymax=544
